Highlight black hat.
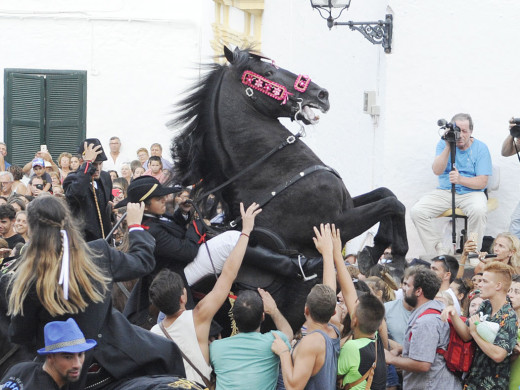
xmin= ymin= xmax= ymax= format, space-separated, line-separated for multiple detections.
xmin=115 ymin=176 xmax=180 ymax=208
xmin=77 ymin=138 xmax=107 ymax=162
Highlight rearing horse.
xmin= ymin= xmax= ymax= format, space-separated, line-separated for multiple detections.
xmin=171 ymin=47 xmax=408 ymax=278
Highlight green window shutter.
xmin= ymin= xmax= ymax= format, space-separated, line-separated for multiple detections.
xmin=45 ymin=73 xmax=87 ymax=159
xmin=5 ymin=72 xmax=45 ymax=167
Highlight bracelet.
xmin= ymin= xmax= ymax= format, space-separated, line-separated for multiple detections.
xmin=128 ymin=224 xmax=146 ymax=229
xmin=240 ymin=232 xmax=250 ymax=238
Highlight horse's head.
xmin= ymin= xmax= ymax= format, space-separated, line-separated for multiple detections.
xmin=225 ymin=47 xmax=330 ymax=125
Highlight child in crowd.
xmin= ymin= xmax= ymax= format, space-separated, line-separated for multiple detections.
xmin=144 ymin=156 xmax=167 ymax=183
xmin=30 ymin=158 xmax=51 ymax=193
xmin=130 ymin=160 xmax=145 ymax=181
xmin=331 ymin=226 xmax=387 ymax=389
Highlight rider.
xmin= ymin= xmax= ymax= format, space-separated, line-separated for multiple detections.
xmin=118 ymin=176 xmax=322 ymax=321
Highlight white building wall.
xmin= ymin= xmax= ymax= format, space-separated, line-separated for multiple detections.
xmin=261 ymin=0 xmax=520 ymax=258
xmin=0 ymin=0 xmax=210 ymax=161
xmin=2 ymin=0 xmax=520 ymax=258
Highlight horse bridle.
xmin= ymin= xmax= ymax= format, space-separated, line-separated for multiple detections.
xmin=241 ymin=70 xmax=311 ymax=121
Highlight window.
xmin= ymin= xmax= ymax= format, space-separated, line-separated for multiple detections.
xmin=4 ymin=69 xmax=87 ymax=167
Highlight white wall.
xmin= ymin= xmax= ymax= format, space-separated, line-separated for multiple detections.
xmin=384 ymin=0 xmax=520 ymax=257
xmin=261 ymin=0 xmax=520 ymax=258
xmin=0 ymin=0 xmax=209 ymax=162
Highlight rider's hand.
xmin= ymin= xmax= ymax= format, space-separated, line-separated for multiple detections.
xmin=313 ymin=223 xmax=333 ymax=257
xmin=240 ymin=202 xmax=262 ymax=235
xmin=126 ymin=202 xmax=145 ymax=226
xmin=82 ymin=142 xmax=102 ymax=162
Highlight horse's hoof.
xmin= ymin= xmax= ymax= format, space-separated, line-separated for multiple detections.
xmin=357 ymin=247 xmax=376 ymax=275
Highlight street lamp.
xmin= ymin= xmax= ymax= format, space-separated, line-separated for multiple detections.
xmin=309 ymin=0 xmax=393 ymax=53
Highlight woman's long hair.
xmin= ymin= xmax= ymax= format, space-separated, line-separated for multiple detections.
xmin=8 ymin=196 xmax=110 ymax=316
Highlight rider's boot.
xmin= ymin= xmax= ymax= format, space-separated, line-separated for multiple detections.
xmin=358 ymin=246 xmax=407 ymax=280
xmin=243 ymin=245 xmax=322 ymax=281
xmin=357 ymin=245 xmax=382 ymax=276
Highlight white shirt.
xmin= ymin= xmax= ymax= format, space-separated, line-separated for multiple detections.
xmin=102 ymin=153 xmax=130 ymax=175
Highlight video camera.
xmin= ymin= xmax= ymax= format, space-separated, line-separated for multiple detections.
xmin=510 ymin=118 xmax=520 ymax=138
xmin=437 ymin=119 xmax=461 ymax=143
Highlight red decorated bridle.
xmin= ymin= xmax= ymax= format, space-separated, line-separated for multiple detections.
xmin=241 ymin=70 xmax=311 ymax=106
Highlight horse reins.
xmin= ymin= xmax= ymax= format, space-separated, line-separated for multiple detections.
xmin=194 ymin=132 xmax=302 ymax=202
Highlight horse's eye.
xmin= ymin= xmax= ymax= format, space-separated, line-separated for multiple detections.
xmin=264 ymin=70 xmax=273 ymax=77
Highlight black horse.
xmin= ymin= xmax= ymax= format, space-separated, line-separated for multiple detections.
xmin=171 ymin=47 xmax=408 ymax=279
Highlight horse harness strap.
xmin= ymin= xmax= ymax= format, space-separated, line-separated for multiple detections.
xmin=195 ymin=133 xmax=302 ymax=202
xmin=229 ymin=165 xmax=341 ymax=228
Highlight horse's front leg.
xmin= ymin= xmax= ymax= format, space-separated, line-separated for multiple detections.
xmin=351 ymin=187 xmax=398 ymax=208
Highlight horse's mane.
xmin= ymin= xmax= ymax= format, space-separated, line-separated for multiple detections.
xmin=169 ymin=49 xmax=257 ymax=188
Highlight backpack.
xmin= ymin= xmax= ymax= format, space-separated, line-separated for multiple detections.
xmin=414 ymin=308 xmax=475 ymax=374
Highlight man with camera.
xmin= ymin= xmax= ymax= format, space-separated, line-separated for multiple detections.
xmin=502 ymin=119 xmax=520 ymax=239
xmin=411 ymin=113 xmax=492 ymax=255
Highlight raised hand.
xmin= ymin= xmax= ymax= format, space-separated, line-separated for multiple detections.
xmin=331 ymin=223 xmax=342 ymax=255
xmin=83 ymin=142 xmax=103 ymax=162
xmin=240 ymin=202 xmax=262 ymax=235
xmin=258 ymin=288 xmax=278 ymax=316
xmin=312 ymin=223 xmax=333 ymax=257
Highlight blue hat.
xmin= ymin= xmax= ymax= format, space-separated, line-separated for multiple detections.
xmin=32 ymin=158 xmax=45 ymax=168
xmin=37 ymin=318 xmax=97 ymax=355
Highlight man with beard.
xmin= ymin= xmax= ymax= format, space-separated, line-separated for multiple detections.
xmin=1 ymin=318 xmax=96 ymax=389
xmin=384 ymin=266 xmax=461 ymax=390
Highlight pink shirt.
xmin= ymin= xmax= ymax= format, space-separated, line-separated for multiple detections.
xmin=143 ymin=169 xmax=167 ymax=184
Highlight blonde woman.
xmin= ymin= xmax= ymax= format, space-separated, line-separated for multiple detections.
xmin=461 ymin=232 xmax=520 ymax=275
xmin=7 ymin=196 xmax=185 ymax=388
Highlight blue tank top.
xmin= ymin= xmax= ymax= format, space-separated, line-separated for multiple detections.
xmin=303 ymin=324 xmax=340 ymax=390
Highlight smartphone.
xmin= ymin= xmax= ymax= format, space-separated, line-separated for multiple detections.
xmin=40 ymin=145 xmax=48 ymax=153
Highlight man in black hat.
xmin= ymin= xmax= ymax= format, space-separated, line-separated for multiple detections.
xmin=63 ymin=139 xmax=113 ymax=242
xmin=119 ymin=176 xmax=322 ymax=325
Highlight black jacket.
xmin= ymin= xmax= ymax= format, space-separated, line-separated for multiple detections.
xmin=63 ymin=163 xmax=113 ymax=242
xmin=123 ymin=212 xmax=203 ymax=322
xmin=8 ymin=230 xmax=185 ymax=389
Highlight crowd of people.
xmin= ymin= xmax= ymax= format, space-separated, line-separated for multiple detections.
xmin=0 ymin=112 xmax=520 ymax=390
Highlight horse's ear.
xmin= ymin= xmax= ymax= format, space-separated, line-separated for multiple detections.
xmin=224 ymin=46 xmax=234 ymax=63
